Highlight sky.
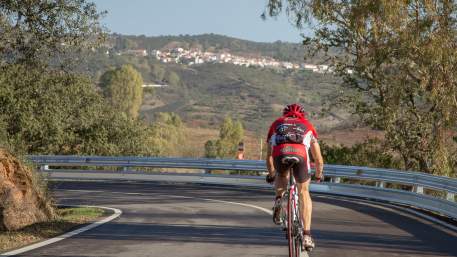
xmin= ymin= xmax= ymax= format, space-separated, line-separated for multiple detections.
xmin=91 ymin=0 xmax=309 ymax=43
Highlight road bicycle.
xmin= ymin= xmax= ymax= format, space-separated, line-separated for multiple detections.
xmin=276 ymin=156 xmax=310 ymax=257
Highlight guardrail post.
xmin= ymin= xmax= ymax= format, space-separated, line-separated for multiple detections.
xmin=446 ymin=192 xmax=455 ymax=202
xmin=331 ymin=177 xmax=341 ymax=183
xmin=413 ymin=185 xmax=424 ymax=194
xmin=376 ymin=181 xmax=385 ymax=188
xmin=40 ymin=165 xmax=49 ymax=171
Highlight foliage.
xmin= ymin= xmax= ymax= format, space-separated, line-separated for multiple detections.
xmin=0 ymin=64 xmax=155 ymax=156
xmin=0 ymin=118 xmax=8 ymax=149
xmin=204 ymin=140 xmax=218 ymax=158
xmin=266 ymin=0 xmax=457 ymax=176
xmin=165 ymin=71 xmax=180 ymax=86
xmin=0 ymin=1 xmax=168 ymax=157
xmin=0 ymin=0 xmax=106 ymax=66
xmin=142 ymin=63 xmax=348 ymax=132
xmin=76 ymin=35 xmax=351 ymax=132
xmin=151 ymin=63 xmax=166 ymax=81
xmin=113 ymin=37 xmax=138 ymax=51
xmin=79 ymin=111 xmax=157 ymax=156
xmin=148 ymin=112 xmax=185 ymax=156
xmin=321 ymin=139 xmax=401 ymax=169
xmin=100 ymin=65 xmax=144 ymax=119
xmin=205 ymin=116 xmax=244 ymax=158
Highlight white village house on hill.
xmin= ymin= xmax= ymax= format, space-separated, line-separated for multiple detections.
xmin=118 ymin=47 xmax=352 ymax=74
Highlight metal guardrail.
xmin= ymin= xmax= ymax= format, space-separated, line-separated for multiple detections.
xmin=29 ymin=155 xmax=457 ymax=220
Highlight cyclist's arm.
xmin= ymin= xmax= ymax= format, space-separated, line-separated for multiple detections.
xmin=310 ymin=139 xmax=324 ymax=178
xmin=266 ymin=144 xmax=275 ymax=176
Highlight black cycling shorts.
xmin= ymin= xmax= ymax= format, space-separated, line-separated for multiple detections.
xmin=273 ymin=155 xmax=309 ymax=183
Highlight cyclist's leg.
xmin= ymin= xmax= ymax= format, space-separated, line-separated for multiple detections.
xmin=293 ymin=158 xmax=315 ymax=249
xmin=272 ymin=156 xmax=289 ymax=224
xmin=292 ymin=157 xmax=312 ymax=234
xmin=273 ymin=156 xmax=289 ymax=198
xmin=296 ymin=179 xmax=311 ymax=233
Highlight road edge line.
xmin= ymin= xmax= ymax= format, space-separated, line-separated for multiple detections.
xmin=0 ymin=205 xmax=122 ymax=256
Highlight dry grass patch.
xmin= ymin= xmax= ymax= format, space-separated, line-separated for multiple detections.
xmin=0 ymin=207 xmax=105 ymax=253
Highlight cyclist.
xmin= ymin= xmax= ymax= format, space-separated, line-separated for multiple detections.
xmin=265 ymin=103 xmax=324 ymax=250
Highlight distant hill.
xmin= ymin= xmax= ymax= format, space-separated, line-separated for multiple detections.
xmin=109 ymin=33 xmax=327 ymax=63
xmin=141 ymin=63 xmax=352 ymax=133
xmin=80 ymin=34 xmax=353 ymax=133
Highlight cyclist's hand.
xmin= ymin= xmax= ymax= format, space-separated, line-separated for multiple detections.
xmin=266 ymin=173 xmax=275 ymax=184
xmin=315 ymin=174 xmax=324 ymax=183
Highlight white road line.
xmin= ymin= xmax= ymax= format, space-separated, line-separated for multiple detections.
xmin=317 ymin=195 xmax=457 ymax=233
xmin=14 ymin=186 xmax=450 ymax=257
xmin=200 ymin=198 xmax=273 ymax=215
xmin=64 ymin=189 xmax=273 ymax=215
xmin=61 ymin=188 xmax=457 ymax=230
xmin=1 ymin=189 xmax=270 ymax=256
xmin=1 ymin=206 xmax=122 ymax=256
xmin=161 ymin=194 xmax=273 ymax=215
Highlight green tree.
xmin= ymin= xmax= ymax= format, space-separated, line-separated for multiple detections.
xmin=165 ymin=71 xmax=180 ymax=86
xmin=321 ymin=139 xmax=401 ymax=169
xmin=0 ymin=64 xmax=156 ymax=155
xmin=149 ymin=112 xmax=185 ymax=156
xmin=204 ymin=116 xmax=244 ymax=158
xmin=100 ymin=65 xmax=144 ymax=119
xmin=151 ymin=63 xmax=166 ymax=82
xmin=115 ymin=37 xmax=138 ymax=50
xmin=0 ymin=0 xmax=105 ymax=66
xmin=266 ymin=0 xmax=457 ymax=175
xmin=0 ymin=1 xmax=163 ymax=157
xmin=204 ymin=140 xmax=218 ymax=158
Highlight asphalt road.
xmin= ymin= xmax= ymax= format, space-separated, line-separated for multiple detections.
xmin=15 ymin=180 xmax=457 ymax=257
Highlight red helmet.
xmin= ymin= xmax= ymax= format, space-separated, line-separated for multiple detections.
xmin=283 ymin=103 xmax=306 ymax=118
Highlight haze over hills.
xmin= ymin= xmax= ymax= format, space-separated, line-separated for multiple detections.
xmin=83 ymin=33 xmax=354 ymax=135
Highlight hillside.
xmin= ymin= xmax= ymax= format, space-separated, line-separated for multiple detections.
xmin=141 ymin=63 xmax=351 ymax=132
xmin=109 ymin=33 xmax=329 ymax=63
xmin=80 ymin=34 xmax=354 ymax=135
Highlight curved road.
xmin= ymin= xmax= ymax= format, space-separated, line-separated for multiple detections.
xmin=15 ymin=180 xmax=457 ymax=257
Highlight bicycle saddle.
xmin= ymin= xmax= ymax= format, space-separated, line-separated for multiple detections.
xmin=281 ymin=156 xmax=300 ymax=165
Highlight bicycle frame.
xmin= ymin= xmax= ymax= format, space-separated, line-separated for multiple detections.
xmin=281 ymin=168 xmax=304 ymax=257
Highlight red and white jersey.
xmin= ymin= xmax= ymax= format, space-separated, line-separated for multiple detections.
xmin=266 ymin=116 xmax=318 ymax=170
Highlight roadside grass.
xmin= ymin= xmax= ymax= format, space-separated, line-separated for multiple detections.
xmin=0 ymin=207 xmax=106 ymax=253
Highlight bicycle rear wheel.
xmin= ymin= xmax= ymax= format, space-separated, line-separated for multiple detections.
xmin=287 ymin=190 xmax=296 ymax=257
xmin=294 ymin=237 xmax=302 ymax=257
xmin=294 ymin=204 xmax=303 ymax=256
